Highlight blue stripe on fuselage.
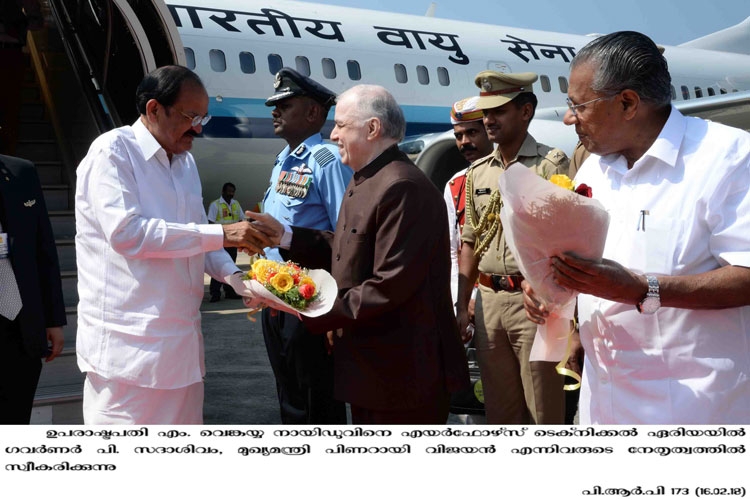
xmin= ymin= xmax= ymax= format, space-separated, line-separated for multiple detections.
xmin=201 ymin=97 xmax=451 ymax=139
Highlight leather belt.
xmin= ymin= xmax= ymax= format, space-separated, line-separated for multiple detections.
xmin=478 ymin=272 xmax=524 ymax=292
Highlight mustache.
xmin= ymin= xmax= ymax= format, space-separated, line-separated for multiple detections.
xmin=459 ymin=144 xmax=478 ymax=153
xmin=186 ymin=129 xmax=200 ymax=138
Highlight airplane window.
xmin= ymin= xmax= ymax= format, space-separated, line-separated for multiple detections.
xmin=417 ymin=65 xmax=429 ymax=85
xmin=670 ymin=85 xmax=676 ymax=100
xmin=695 ymin=87 xmax=703 ymax=98
xmin=209 ymin=49 xmax=226 ymax=72
xmin=720 ymin=88 xmax=727 ymax=94
xmin=394 ymin=64 xmax=407 ymax=84
xmin=437 ymin=67 xmax=450 ymax=86
xmin=732 ymin=88 xmax=739 ymax=93
xmin=322 ymin=58 xmax=336 ymax=79
xmin=296 ymin=56 xmax=311 ymax=76
xmin=558 ymin=76 xmax=568 ymax=93
xmin=184 ymin=47 xmax=196 ymax=70
xmin=707 ymin=87 xmax=715 ymax=96
xmin=347 ymin=60 xmax=361 ymax=81
xmin=681 ymin=85 xmax=690 ymax=100
xmin=268 ymin=54 xmax=283 ymax=74
xmin=239 ymin=52 xmax=256 ymax=74
xmin=540 ymin=75 xmax=551 ymax=93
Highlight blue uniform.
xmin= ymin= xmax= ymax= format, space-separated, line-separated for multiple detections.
xmin=260 ymin=132 xmax=351 ymax=424
xmin=262 ymin=133 xmax=352 ymax=262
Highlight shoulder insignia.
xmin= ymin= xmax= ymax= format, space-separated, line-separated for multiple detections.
xmin=544 ymin=148 xmax=568 ymax=166
xmin=312 ymin=147 xmax=336 ymax=167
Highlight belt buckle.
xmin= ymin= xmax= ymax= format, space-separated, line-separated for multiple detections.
xmin=491 ymin=274 xmax=513 ymax=292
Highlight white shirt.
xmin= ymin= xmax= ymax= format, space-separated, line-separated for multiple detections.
xmin=575 ymin=107 xmax=750 ymax=424
xmin=75 ymin=119 xmax=240 ymax=389
xmin=443 ymin=168 xmax=468 ymax=305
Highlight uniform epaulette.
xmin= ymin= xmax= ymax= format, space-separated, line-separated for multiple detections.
xmin=467 ymin=151 xmax=493 ymax=172
xmin=312 ymin=146 xmax=336 ymax=167
xmin=544 ymin=148 xmax=568 ymax=166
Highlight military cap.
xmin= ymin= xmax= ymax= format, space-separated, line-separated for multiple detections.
xmin=473 ymin=71 xmax=538 ymax=110
xmin=265 ymin=67 xmax=337 ymax=108
xmin=450 ymin=96 xmax=484 ymax=124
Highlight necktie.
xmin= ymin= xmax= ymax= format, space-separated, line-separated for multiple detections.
xmin=0 ymin=221 xmax=22 ymax=320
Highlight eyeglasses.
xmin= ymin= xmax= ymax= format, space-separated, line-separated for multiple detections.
xmin=565 ymin=93 xmax=618 ymax=117
xmin=176 ymin=109 xmax=212 ymax=127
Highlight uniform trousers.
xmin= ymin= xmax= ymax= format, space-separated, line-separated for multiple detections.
xmin=474 ymin=285 xmax=565 ymax=424
xmin=261 ymin=309 xmax=346 ymax=424
xmin=209 ymin=247 xmax=238 ymax=297
xmin=82 ymin=372 xmax=204 ymax=424
xmin=0 ymin=316 xmax=42 ymax=424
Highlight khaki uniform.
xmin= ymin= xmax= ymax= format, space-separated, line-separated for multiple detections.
xmin=462 ymin=133 xmax=569 ymax=424
xmin=568 ymin=141 xmax=591 ymax=180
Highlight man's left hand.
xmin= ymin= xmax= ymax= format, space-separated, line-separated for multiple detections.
xmin=552 ymin=253 xmax=644 ymax=305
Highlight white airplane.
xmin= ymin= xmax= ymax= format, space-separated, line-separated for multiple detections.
xmin=56 ymin=0 xmax=750 ymax=208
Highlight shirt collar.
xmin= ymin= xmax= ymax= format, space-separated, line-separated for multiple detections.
xmin=132 ymin=118 xmax=187 ymax=166
xmin=596 ymin=106 xmax=683 ymax=175
xmin=353 ymin=144 xmax=404 ymax=185
xmin=221 ymin=197 xmax=233 ymax=205
xmin=636 ymin=106 xmax=684 ymax=169
xmin=492 ymin=133 xmax=536 ymax=166
xmin=282 ymin=133 xmax=323 ymax=160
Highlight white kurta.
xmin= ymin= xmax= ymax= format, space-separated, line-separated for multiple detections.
xmin=575 ymin=107 xmax=750 ymax=424
xmin=75 ymin=119 xmax=239 ymax=389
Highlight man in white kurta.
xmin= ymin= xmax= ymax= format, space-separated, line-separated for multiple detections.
xmin=75 ymin=66 xmax=270 ymax=424
xmin=575 ymin=106 xmax=750 ymax=423
xmin=522 ymin=31 xmax=750 ymax=424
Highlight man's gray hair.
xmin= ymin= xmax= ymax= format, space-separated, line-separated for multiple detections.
xmin=571 ymin=31 xmax=672 ymax=108
xmin=338 ymin=85 xmax=406 ymax=141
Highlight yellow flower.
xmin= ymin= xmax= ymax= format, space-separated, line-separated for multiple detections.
xmin=251 ymin=259 xmax=280 ymax=283
xmin=549 ymin=174 xmax=575 ymax=191
xmin=270 ymin=272 xmax=294 ymax=293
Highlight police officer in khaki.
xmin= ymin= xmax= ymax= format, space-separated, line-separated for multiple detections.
xmin=456 ymin=71 xmax=570 ymax=424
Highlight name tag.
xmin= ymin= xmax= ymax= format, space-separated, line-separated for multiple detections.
xmin=0 ymin=232 xmax=9 ymax=259
xmin=475 ymin=188 xmax=492 ymax=196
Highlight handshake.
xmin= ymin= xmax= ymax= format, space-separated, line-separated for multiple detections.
xmin=221 ymin=211 xmax=285 ymax=256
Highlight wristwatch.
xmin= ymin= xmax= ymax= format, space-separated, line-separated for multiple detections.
xmin=636 ymin=275 xmax=661 ymax=314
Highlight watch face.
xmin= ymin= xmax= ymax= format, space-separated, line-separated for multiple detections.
xmin=639 ymin=296 xmax=661 ymax=314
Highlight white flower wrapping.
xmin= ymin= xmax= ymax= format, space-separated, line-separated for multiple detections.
xmin=225 ymin=269 xmax=338 ymax=318
xmin=498 ymin=163 xmax=610 ymax=362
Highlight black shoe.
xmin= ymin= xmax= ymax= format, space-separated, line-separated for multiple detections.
xmin=209 ymin=294 xmax=221 ymax=303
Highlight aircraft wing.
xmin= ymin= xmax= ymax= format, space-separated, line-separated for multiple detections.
xmin=675 ymin=90 xmax=750 ymax=132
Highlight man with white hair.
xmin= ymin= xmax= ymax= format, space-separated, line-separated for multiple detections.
xmin=250 ymin=85 xmax=469 ymax=424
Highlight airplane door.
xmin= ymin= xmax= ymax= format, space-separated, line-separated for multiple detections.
xmin=49 ymin=0 xmax=185 ymax=127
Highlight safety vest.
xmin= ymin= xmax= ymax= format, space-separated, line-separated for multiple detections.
xmin=212 ymin=199 xmax=241 ymax=224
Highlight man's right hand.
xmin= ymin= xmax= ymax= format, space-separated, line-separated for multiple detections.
xmin=245 ymin=211 xmax=285 ymax=247
xmin=456 ymin=307 xmax=474 ymax=343
xmin=222 ymin=220 xmax=274 ymax=254
xmin=522 ymin=280 xmax=549 ymax=325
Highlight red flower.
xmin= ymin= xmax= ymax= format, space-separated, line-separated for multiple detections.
xmin=575 ymin=183 xmax=593 ymax=198
xmin=299 ymin=284 xmax=315 ymax=300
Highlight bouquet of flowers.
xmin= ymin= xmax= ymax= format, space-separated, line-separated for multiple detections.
xmin=248 ymin=259 xmax=319 ymax=309
xmin=498 ymin=163 xmax=609 ymax=381
xmin=225 ymin=259 xmax=337 ymax=318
